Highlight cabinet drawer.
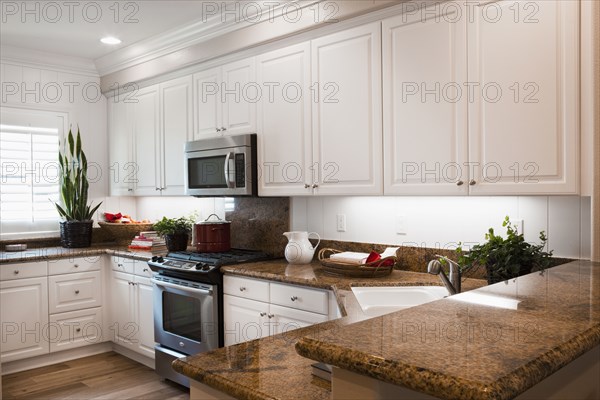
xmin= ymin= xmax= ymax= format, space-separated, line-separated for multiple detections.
xmin=134 ymin=261 xmax=153 ymax=278
xmin=49 ymin=307 xmax=103 ymax=352
xmin=110 ymin=256 xmax=135 ymax=274
xmin=0 ymin=261 xmax=47 ymax=281
xmin=48 ymin=256 xmax=102 ymax=275
xmin=224 ymin=275 xmax=269 ymax=302
xmin=49 ymin=271 xmax=102 ymax=313
xmin=270 ymin=283 xmax=328 ymax=315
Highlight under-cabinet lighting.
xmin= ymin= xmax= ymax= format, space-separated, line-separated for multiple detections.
xmin=449 ymin=292 xmax=521 ymax=310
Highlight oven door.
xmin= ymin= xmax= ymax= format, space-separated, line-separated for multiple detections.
xmin=152 ymin=276 xmax=219 ymax=355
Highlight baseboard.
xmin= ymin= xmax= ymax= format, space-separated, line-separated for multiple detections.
xmin=1 ymin=342 xmax=112 ymax=375
xmin=111 ymin=343 xmax=155 ymax=369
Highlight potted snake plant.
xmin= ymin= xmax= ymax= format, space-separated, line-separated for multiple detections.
xmin=54 ymin=127 xmax=102 ymax=248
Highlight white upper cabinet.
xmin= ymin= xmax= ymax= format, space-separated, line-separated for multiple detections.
xmin=383 ymin=7 xmax=468 ymax=195
xmin=311 ymin=22 xmax=383 ymax=195
xmin=257 ymin=42 xmax=313 ymax=196
xmin=108 ymin=77 xmax=193 ymax=196
xmin=132 ymin=85 xmax=161 ymax=196
xmin=467 ymin=0 xmax=579 ymax=194
xmin=160 ymin=76 xmax=194 ymax=196
xmin=193 ymin=57 xmax=256 ymax=139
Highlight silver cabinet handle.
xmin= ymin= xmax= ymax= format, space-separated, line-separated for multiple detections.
xmin=75 ymin=290 xmax=80 ymax=294
xmin=143 ymin=268 xmax=149 ymax=272
xmin=118 ymin=263 xmax=123 ymax=268
xmin=267 ymin=314 xmax=274 ymax=319
xmin=469 ymin=179 xmax=476 ymax=186
xmin=223 ymin=151 xmax=234 ymax=189
xmin=216 ymin=128 xmax=222 ymax=132
xmin=74 ymin=264 xmax=79 ymax=268
xmin=290 ymin=296 xmax=298 ymax=302
xmin=239 ymin=287 xmax=246 ymax=292
xmin=221 ymin=127 xmax=227 ymax=131
xmin=312 ymin=184 xmax=318 ymax=189
xmin=260 ymin=312 xmax=266 ymax=317
xmin=156 ymin=187 xmax=161 ymax=191
xmin=456 ymin=181 xmax=464 ymax=186
xmin=304 ymin=184 xmax=310 ymax=189
xmin=76 ymin=328 xmax=81 ymax=333
xmin=127 ymin=188 xmax=133 ymax=192
xmin=13 ymin=270 xmax=19 ymax=275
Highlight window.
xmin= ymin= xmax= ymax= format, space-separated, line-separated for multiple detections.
xmin=0 ymin=108 xmax=68 ymax=239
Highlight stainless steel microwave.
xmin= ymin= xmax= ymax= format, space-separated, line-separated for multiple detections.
xmin=184 ymin=134 xmax=257 ymax=197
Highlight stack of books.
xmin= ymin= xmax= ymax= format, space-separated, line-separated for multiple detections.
xmin=128 ymin=231 xmax=167 ymax=255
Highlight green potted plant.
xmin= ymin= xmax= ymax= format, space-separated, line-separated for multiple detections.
xmin=153 ymin=215 xmax=196 ymax=251
xmin=54 ymin=127 xmax=102 ymax=248
xmin=456 ymin=216 xmax=553 ymax=284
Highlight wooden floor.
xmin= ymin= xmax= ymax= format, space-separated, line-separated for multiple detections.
xmin=2 ymin=352 xmax=189 ymax=400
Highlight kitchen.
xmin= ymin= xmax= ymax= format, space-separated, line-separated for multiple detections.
xmin=0 ymin=1 xmax=598 ymax=399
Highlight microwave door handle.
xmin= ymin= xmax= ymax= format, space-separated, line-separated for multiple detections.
xmin=224 ymin=152 xmax=234 ymax=188
xmin=151 ymin=278 xmax=214 ymax=296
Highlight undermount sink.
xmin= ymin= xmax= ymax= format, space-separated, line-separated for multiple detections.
xmin=351 ymin=286 xmax=449 ymax=317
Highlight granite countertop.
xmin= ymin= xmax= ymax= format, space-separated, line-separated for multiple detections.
xmin=0 ymin=245 xmax=156 ymax=264
xmin=172 ymin=260 xmax=487 ymax=400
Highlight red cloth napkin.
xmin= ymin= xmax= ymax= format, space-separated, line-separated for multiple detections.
xmin=365 ymin=251 xmax=394 ymax=267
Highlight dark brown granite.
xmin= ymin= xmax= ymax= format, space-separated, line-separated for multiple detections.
xmin=172 ymin=260 xmax=487 ymax=400
xmin=226 ymin=197 xmax=290 ymax=258
xmin=295 ymin=260 xmax=600 ymax=400
xmin=0 ymin=245 xmax=156 ymax=264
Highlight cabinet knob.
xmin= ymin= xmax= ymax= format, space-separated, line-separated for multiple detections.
xmin=75 ymin=290 xmax=80 ymax=294
xmin=155 ymin=187 xmax=161 ymax=191
xmin=469 ymin=179 xmax=476 ymax=186
xmin=216 ymin=128 xmax=222 ymax=132
xmin=128 ymin=281 xmax=132 ymax=285
xmin=118 ymin=263 xmax=123 ymax=268
xmin=304 ymin=184 xmax=310 ymax=189
xmin=290 ymin=296 xmax=298 ymax=302
xmin=74 ymin=264 xmax=79 ymax=268
xmin=456 ymin=181 xmax=464 ymax=186
xmin=312 ymin=184 xmax=318 ymax=189
xmin=76 ymin=328 xmax=81 ymax=333
xmin=143 ymin=268 xmax=148 ymax=272
xmin=260 ymin=312 xmax=266 ymax=317
xmin=221 ymin=127 xmax=227 ymax=131
xmin=239 ymin=287 xmax=246 ymax=292
xmin=179 ymin=342 xmax=185 ymax=348
xmin=267 ymin=314 xmax=274 ymax=319
xmin=13 ymin=270 xmax=19 ymax=275
xmin=127 ymin=188 xmax=133 ymax=192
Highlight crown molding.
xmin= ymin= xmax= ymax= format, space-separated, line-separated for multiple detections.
xmin=0 ymin=45 xmax=99 ymax=77
xmin=94 ymin=0 xmax=304 ymax=77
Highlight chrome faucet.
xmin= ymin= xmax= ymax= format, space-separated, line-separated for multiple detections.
xmin=427 ymin=255 xmax=461 ymax=295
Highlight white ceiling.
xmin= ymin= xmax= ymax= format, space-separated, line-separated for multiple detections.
xmin=0 ymin=1 xmax=214 ymax=60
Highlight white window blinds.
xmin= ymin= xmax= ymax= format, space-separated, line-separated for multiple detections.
xmin=0 ymin=108 xmax=68 ymax=238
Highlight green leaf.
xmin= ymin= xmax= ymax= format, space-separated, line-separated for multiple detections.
xmin=68 ymin=128 xmax=74 ymax=157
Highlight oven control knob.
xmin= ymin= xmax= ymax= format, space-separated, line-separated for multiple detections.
xmin=195 ymin=263 xmax=206 ymax=270
xmin=201 ymin=264 xmax=211 ymax=271
xmin=151 ymin=256 xmax=159 ymax=262
xmin=156 ymin=257 xmax=164 ymax=263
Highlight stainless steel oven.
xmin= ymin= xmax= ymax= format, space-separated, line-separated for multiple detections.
xmin=152 ymin=274 xmax=219 ymax=387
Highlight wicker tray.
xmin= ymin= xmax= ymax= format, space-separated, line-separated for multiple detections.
xmin=98 ymin=222 xmax=154 ymax=246
xmin=318 ymin=248 xmax=396 ymax=278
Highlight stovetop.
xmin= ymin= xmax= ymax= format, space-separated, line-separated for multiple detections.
xmin=147 ymin=248 xmax=272 ymax=283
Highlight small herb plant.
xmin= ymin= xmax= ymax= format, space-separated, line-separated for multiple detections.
xmin=456 ymin=216 xmax=553 ymax=284
xmin=153 ymin=215 xmax=196 ymax=236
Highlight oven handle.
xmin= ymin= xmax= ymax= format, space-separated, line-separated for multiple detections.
xmin=224 ymin=151 xmax=234 ymax=188
xmin=151 ymin=278 xmax=214 ymax=296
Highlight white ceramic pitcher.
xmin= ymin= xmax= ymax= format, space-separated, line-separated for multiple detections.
xmin=283 ymin=231 xmax=321 ymax=264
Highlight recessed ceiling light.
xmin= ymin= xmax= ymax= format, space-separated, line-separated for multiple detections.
xmin=100 ymin=37 xmax=121 ymax=45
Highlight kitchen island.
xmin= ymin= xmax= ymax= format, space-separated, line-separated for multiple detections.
xmin=173 ymin=260 xmax=600 ymax=400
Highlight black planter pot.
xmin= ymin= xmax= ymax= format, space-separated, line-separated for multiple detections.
xmin=60 ymin=220 xmax=93 ymax=248
xmin=165 ymin=233 xmax=189 ymax=252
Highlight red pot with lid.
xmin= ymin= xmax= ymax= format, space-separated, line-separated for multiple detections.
xmin=194 ymin=214 xmax=231 ymax=252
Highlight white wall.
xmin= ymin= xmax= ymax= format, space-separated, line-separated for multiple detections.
xmin=134 ymin=197 xmax=226 ymax=223
xmin=291 ymin=196 xmax=592 ymax=260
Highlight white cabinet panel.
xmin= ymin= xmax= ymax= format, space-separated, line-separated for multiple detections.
xmin=383 ymin=7 xmax=468 ymax=195
xmin=134 ymin=276 xmax=156 ymax=358
xmin=257 ymin=42 xmax=313 ymax=196
xmin=270 ymin=304 xmax=328 ymax=336
xmin=467 ymin=0 xmax=578 ymax=194
xmin=222 ymin=59 xmax=257 ymax=135
xmin=110 ymin=255 xmax=135 ymax=274
xmin=0 ymin=261 xmax=47 ymax=281
xmin=109 ymin=270 xmax=136 ymax=347
xmin=108 ymin=98 xmax=134 ymax=195
xmin=194 ymin=67 xmax=222 ymax=139
xmin=270 ymin=282 xmax=328 ymax=314
xmin=49 ymin=307 xmax=103 ymax=352
xmin=49 ymin=271 xmax=102 ymax=314
xmin=0 ymin=277 xmax=49 ymax=362
xmin=48 ymin=256 xmax=102 ymax=275
xmin=311 ymin=22 xmax=383 ymax=195
xmin=223 ymin=294 xmax=269 ymax=346
xmin=132 ymin=85 xmax=161 ymax=195
xmin=223 ymin=275 xmax=269 ymax=302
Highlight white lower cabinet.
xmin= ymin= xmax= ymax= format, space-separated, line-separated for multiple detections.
xmin=48 ymin=307 xmax=103 ymax=352
xmin=109 ymin=263 xmax=156 ymax=359
xmin=0 ymin=276 xmax=49 ymax=362
xmin=223 ymin=275 xmax=331 ymax=346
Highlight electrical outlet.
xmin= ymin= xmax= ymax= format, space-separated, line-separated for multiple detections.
xmin=336 ymin=214 xmax=346 ymax=232
xmin=514 ymin=219 xmax=524 ymax=234
xmin=396 ymin=215 xmax=406 ymax=235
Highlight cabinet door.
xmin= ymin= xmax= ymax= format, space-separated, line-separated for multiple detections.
xmin=132 ymin=85 xmax=161 ymax=196
xmin=467 ymin=0 xmax=578 ymax=194
xmin=48 ymin=271 xmax=102 ymax=314
xmin=194 ymin=67 xmax=222 ymax=139
xmin=0 ymin=277 xmax=49 ymax=362
xmin=269 ymin=304 xmax=328 ymax=336
xmin=49 ymin=307 xmax=103 ymax=353
xmin=257 ymin=43 xmax=313 ymax=196
xmin=383 ymin=7 xmax=468 ymax=195
xmin=223 ymin=295 xmax=269 ymax=346
xmin=109 ymin=271 xmax=135 ymax=349
xmin=108 ymin=98 xmax=133 ymax=195
xmin=160 ymin=76 xmax=193 ymax=196
xmin=311 ymin=22 xmax=383 ymax=195
xmin=221 ymin=58 xmax=257 ymax=135
xmin=134 ymin=275 xmax=155 ymax=359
